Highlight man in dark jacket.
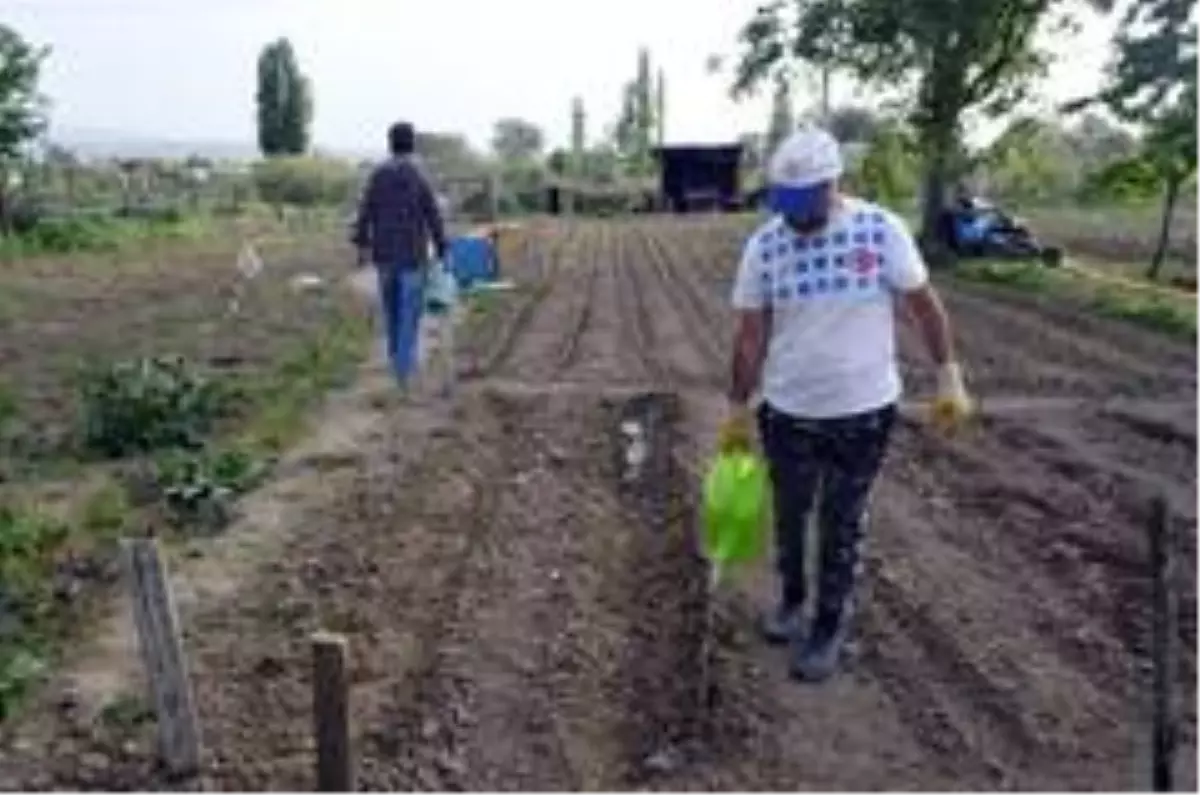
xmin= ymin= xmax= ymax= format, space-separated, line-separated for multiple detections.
xmin=351 ymin=121 xmax=448 ymax=389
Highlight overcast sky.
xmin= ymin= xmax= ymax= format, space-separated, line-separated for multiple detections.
xmin=3 ymin=0 xmax=1120 ymax=153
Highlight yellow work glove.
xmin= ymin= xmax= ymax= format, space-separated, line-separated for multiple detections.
xmin=930 ymin=362 xmax=974 ymax=435
xmin=717 ymin=403 xmax=755 ymax=453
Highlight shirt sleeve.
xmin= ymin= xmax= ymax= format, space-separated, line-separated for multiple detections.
xmin=731 ymin=235 xmax=768 ymax=310
xmin=881 ymin=211 xmax=929 ymax=293
xmin=417 ymin=173 xmax=447 ymax=259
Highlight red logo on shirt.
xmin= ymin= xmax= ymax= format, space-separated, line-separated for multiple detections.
xmin=853 ymin=248 xmax=878 ymax=274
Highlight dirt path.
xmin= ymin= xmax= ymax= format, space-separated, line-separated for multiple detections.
xmin=0 ymin=218 xmax=1194 ymax=791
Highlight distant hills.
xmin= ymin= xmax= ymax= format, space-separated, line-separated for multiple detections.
xmin=45 ymin=126 xmax=374 ymax=162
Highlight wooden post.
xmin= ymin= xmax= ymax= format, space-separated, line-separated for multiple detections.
xmin=121 ymin=538 xmax=203 ymax=779
xmin=312 ymin=632 xmax=352 ymax=792
xmin=1148 ymin=495 xmax=1177 ymax=792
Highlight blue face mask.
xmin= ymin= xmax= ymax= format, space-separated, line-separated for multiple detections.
xmin=783 ymin=206 xmax=831 ymax=235
xmin=771 ymin=181 xmax=833 ymax=234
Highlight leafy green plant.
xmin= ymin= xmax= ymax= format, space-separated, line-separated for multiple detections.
xmin=0 ymin=645 xmax=47 ymax=722
xmin=16 ymin=215 xmax=124 ymax=254
xmin=79 ymin=355 xmax=231 ymax=458
xmin=0 ymin=504 xmax=69 ymax=597
xmin=152 ymin=445 xmax=267 ymax=530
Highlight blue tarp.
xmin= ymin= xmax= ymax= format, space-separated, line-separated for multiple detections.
xmin=447 ymin=235 xmax=497 ymax=288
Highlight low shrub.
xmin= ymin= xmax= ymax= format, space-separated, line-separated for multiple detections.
xmin=252 ymin=156 xmax=358 ymax=209
xmin=150 ymin=445 xmax=267 ymax=531
xmin=79 ymin=355 xmax=232 ymax=458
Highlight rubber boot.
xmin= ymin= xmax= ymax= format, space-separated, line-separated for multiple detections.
xmin=789 ymin=610 xmax=850 ymax=683
xmin=760 ymin=602 xmax=804 ymax=646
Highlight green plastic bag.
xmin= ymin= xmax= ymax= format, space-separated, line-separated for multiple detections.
xmin=701 ymin=450 xmax=770 ymax=579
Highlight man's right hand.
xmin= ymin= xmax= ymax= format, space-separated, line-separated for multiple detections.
xmin=930 ymin=362 xmax=974 ymax=435
xmin=717 ymin=402 xmax=755 ymax=453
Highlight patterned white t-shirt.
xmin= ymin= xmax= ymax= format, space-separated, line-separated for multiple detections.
xmin=730 ymin=197 xmax=929 ymax=419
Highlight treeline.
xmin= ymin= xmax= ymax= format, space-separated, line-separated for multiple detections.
xmin=726 ymin=0 xmax=1196 ymax=275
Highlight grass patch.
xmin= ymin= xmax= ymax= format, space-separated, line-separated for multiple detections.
xmin=234 ymin=311 xmax=372 ymax=454
xmin=0 ymin=213 xmax=214 ymax=259
xmin=953 ymin=258 xmax=1197 ymax=340
xmin=1089 ymin=289 xmax=1197 ymax=338
xmin=955 ymin=259 xmax=1052 ymax=291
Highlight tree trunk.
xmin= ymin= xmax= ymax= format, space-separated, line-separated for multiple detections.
xmin=1146 ymin=175 xmax=1181 ymax=281
xmin=917 ymin=125 xmax=956 ymax=269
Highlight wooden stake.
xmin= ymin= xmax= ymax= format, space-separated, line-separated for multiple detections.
xmin=121 ymin=538 xmax=203 ymax=779
xmin=312 ymin=632 xmax=352 ymax=792
xmin=1148 ymin=495 xmax=1177 ymax=792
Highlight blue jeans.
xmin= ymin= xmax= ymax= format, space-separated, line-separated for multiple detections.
xmin=757 ymin=402 xmax=896 ymax=634
xmin=376 ymin=265 xmax=425 ymax=384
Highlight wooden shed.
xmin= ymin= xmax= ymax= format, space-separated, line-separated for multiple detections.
xmin=652 ymin=143 xmax=744 ymax=213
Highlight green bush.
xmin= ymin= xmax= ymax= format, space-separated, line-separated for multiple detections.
xmin=152 ymin=445 xmax=266 ymax=530
xmin=0 ymin=504 xmax=69 ymax=602
xmin=18 ymin=215 xmax=124 ymax=254
xmin=79 ymin=356 xmax=231 ymax=458
xmin=0 ymin=209 xmax=203 ymax=257
xmin=1076 ymin=157 xmax=1162 ymax=205
xmin=252 ymin=156 xmax=358 ymax=208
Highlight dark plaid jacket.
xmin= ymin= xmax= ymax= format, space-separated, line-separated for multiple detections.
xmin=351 ymin=155 xmax=447 ymax=268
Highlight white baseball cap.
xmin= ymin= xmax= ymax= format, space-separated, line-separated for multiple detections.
xmin=766 ymin=126 xmax=844 ymax=215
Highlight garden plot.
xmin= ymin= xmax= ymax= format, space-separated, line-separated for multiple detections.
xmin=0 ymin=217 xmax=1195 ymax=791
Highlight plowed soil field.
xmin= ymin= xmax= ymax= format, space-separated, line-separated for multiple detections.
xmin=1 ymin=217 xmax=1195 ymax=791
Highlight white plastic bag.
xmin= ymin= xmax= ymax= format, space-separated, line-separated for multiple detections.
xmin=425 ymin=259 xmax=458 ymax=316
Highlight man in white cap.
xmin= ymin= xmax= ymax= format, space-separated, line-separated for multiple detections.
xmin=720 ymin=126 xmax=972 ymax=682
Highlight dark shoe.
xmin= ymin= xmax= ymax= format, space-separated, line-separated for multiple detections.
xmin=789 ymin=622 xmax=848 ymax=682
xmin=760 ymin=604 xmax=803 ymax=646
